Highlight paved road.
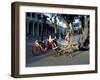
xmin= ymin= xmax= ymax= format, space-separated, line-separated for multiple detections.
xmin=26 ymin=35 xmax=89 ymax=67
xmin=26 ymin=49 xmax=89 ymax=67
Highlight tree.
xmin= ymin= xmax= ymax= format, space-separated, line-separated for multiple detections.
xmin=60 ymin=14 xmax=77 ymax=34
xmin=62 ymin=15 xmax=90 ymax=47
xmin=50 ymin=14 xmax=57 ymax=33
xmin=82 ymin=15 xmax=89 ymax=47
xmin=50 ymin=14 xmax=57 ymax=38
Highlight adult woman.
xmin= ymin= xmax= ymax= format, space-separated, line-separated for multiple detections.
xmin=65 ymin=32 xmax=70 ymax=48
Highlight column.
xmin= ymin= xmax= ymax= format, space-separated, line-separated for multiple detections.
xmin=37 ymin=22 xmax=39 ymax=36
xmin=45 ymin=24 xmax=47 ymax=35
xmin=32 ymin=22 xmax=34 ymax=36
xmin=41 ymin=23 xmax=43 ymax=41
xmin=41 ymin=23 xmax=43 ymax=35
xmin=26 ymin=20 xmax=29 ymax=34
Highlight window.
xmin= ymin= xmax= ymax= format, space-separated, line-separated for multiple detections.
xmin=26 ymin=12 xmax=31 ymax=17
xmin=32 ymin=13 xmax=35 ymax=18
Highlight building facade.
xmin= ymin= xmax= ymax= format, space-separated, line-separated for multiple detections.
xmin=26 ymin=12 xmax=55 ymax=38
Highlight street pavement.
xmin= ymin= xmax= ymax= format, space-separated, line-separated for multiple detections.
xmin=26 ymin=50 xmax=89 ymax=67
xmin=26 ymin=35 xmax=89 ymax=67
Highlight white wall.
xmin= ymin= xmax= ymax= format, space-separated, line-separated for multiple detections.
xmin=0 ymin=0 xmax=100 ymax=80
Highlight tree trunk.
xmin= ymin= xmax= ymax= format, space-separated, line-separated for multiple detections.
xmin=82 ymin=16 xmax=89 ymax=46
xmin=50 ymin=14 xmax=57 ymax=38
